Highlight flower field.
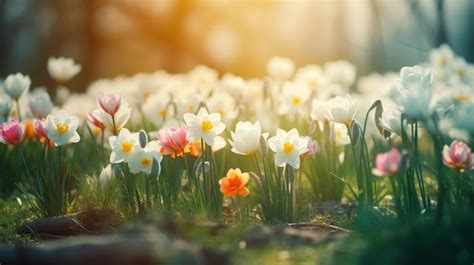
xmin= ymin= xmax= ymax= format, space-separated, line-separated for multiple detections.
xmin=1 ymin=45 xmax=474 ymax=264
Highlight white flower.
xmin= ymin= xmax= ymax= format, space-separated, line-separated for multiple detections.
xmin=220 ymin=73 xmax=246 ymax=98
xmin=324 ymin=60 xmax=356 ymax=88
xmin=188 ymin=65 xmax=218 ymax=96
xmin=267 ymin=57 xmax=295 ymax=81
xmin=229 ymin=121 xmax=262 ymax=155
xmin=206 ymin=92 xmax=238 ymax=127
xmin=310 ymin=99 xmax=330 ymax=121
xmin=357 ymin=72 xmax=397 ymax=98
xmin=328 ymin=94 xmax=357 ymax=124
xmin=0 ymin=95 xmax=13 ymax=121
xmin=109 ymin=128 xmax=140 ymax=163
xmin=212 ymin=136 xmax=227 ymax=153
xmin=47 ymin=57 xmax=81 ymax=82
xmin=45 ymin=110 xmax=81 ymax=146
xmin=395 ymin=65 xmax=433 ymax=119
xmin=142 ymin=92 xmax=171 ymax=126
xmin=429 ymin=44 xmax=454 ymax=69
xmin=29 ymin=89 xmax=53 ymax=119
xmin=333 ymin=123 xmax=350 ymax=146
xmin=4 ymin=73 xmax=31 ymax=100
xmin=268 ymin=128 xmax=308 ymax=169
xmin=379 ymin=110 xmax=402 ymax=135
xmin=242 ymin=79 xmax=264 ymax=102
xmin=439 ymin=103 xmax=474 ymax=141
xmin=278 ymin=82 xmax=311 ymax=116
xmin=99 ymin=164 xmax=113 ymax=187
xmin=176 ymin=93 xmax=202 ymax=117
xmin=128 ymin=141 xmax=162 ymax=174
xmin=295 ymin=65 xmax=327 ymax=91
xmin=184 ymin=107 xmax=226 ymax=146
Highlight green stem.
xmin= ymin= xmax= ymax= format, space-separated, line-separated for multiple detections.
xmin=15 ymin=99 xmax=21 ymax=121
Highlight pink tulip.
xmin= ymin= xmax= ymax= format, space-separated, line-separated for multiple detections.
xmin=301 ymin=136 xmax=319 ymax=158
xmin=87 ymin=111 xmax=105 ymax=130
xmin=442 ymin=140 xmax=473 ymax=171
xmin=372 ymin=148 xmax=402 ymax=176
xmin=98 ymin=93 xmax=121 ymax=116
xmin=0 ymin=119 xmax=26 ymax=145
xmin=34 ymin=119 xmax=48 ymax=139
xmin=157 ymin=126 xmax=190 ymax=158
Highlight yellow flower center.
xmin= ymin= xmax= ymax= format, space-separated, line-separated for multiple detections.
xmin=454 ymin=94 xmax=470 ymax=102
xmin=437 ymin=56 xmax=446 ymax=66
xmin=56 ymin=123 xmax=69 ymax=135
xmin=283 ymin=142 xmax=294 ymax=154
xmin=159 ymin=108 xmax=166 ymax=118
xmin=201 ymin=119 xmax=213 ymax=132
xmin=121 ymin=141 xmax=133 ymax=153
xmin=292 ymin=96 xmax=301 ymax=105
xmin=187 ymin=104 xmax=194 ymax=112
xmin=141 ymin=157 xmax=151 ymax=166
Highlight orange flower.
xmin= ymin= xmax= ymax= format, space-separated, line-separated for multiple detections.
xmin=23 ymin=119 xmax=35 ymax=139
xmin=219 ymin=168 xmax=250 ymax=197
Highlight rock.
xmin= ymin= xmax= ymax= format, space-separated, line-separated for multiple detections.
xmin=17 ymin=208 xmax=123 ymax=238
xmin=0 ymin=229 xmax=210 ymax=265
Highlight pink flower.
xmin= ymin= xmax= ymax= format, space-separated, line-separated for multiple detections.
xmin=157 ymin=126 xmax=190 ymax=158
xmin=442 ymin=140 xmax=473 ymax=171
xmin=372 ymin=148 xmax=402 ymax=176
xmin=34 ymin=119 xmax=48 ymax=139
xmin=98 ymin=93 xmax=121 ymax=116
xmin=87 ymin=111 xmax=105 ymax=130
xmin=301 ymin=136 xmax=319 ymax=158
xmin=0 ymin=119 xmax=26 ymax=145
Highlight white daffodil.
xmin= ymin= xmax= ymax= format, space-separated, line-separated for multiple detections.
xmin=47 ymin=57 xmax=81 ymax=83
xmin=278 ymin=82 xmax=311 ymax=116
xmin=4 ymin=73 xmax=31 ymax=100
xmin=229 ymin=121 xmax=262 ymax=156
xmin=99 ymin=164 xmax=113 ymax=188
xmin=268 ymin=128 xmax=308 ymax=169
xmin=206 ymin=92 xmax=238 ymax=127
xmin=176 ymin=93 xmax=202 ymax=117
xmin=267 ymin=57 xmax=295 ymax=81
xmin=379 ymin=110 xmax=402 ymax=135
xmin=142 ymin=92 xmax=171 ymax=127
xmin=109 ymin=128 xmax=140 ymax=164
xmin=333 ymin=123 xmax=351 ymax=146
xmin=184 ymin=107 xmax=225 ymax=146
xmin=310 ymin=99 xmax=330 ymax=121
xmin=328 ymin=94 xmax=357 ymax=125
xmin=29 ymin=89 xmax=53 ymax=119
xmin=324 ymin=60 xmax=356 ymax=89
xmin=241 ymin=79 xmax=264 ymax=103
xmin=45 ymin=110 xmax=81 ymax=146
xmin=394 ymin=65 xmax=433 ymax=120
xmin=295 ymin=65 xmax=327 ymax=91
xmin=128 ymin=141 xmax=162 ymax=174
xmin=220 ymin=73 xmax=246 ymax=98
